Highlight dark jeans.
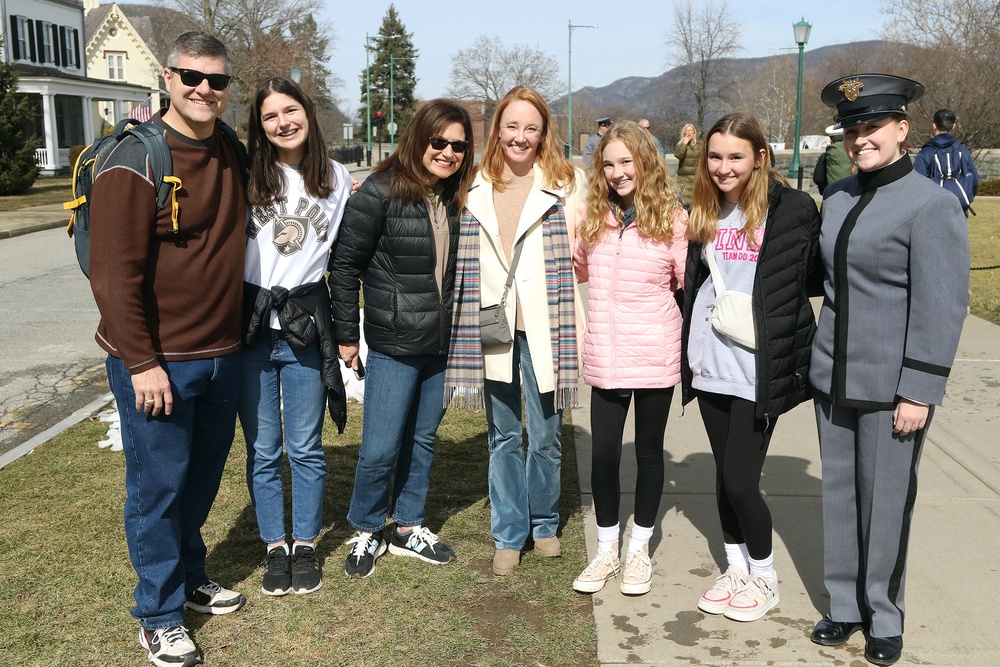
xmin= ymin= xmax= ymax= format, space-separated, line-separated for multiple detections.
xmin=107 ymin=351 xmax=240 ymax=630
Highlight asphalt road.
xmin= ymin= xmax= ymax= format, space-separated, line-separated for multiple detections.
xmin=0 ymin=227 xmax=109 ymax=457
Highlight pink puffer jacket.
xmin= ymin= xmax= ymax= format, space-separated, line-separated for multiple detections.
xmin=574 ymin=210 xmax=688 ymax=389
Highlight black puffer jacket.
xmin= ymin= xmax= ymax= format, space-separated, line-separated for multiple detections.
xmin=680 ymin=179 xmax=821 ymax=420
xmin=330 ymin=169 xmax=459 ymax=356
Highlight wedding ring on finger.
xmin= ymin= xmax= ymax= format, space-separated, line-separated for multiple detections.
xmin=144 ymin=399 xmax=155 ymax=407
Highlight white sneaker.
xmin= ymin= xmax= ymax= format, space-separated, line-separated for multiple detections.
xmin=183 ymin=580 xmax=246 ymax=615
xmin=138 ymin=625 xmax=202 ymax=667
xmin=573 ymin=547 xmax=620 ymax=593
xmin=620 ymin=546 xmax=652 ymax=595
xmin=698 ymin=568 xmax=749 ymax=614
xmin=723 ymin=574 xmax=779 ymax=621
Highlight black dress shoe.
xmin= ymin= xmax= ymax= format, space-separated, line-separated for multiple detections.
xmin=810 ymin=617 xmax=864 ymax=646
xmin=865 ymin=635 xmax=903 ymax=666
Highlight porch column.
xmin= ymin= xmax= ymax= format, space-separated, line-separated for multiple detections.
xmin=41 ymin=94 xmax=58 ymax=171
xmin=82 ymin=96 xmax=94 ymax=145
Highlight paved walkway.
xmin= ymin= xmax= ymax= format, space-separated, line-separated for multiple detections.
xmin=571 ymin=312 xmax=1000 ymax=666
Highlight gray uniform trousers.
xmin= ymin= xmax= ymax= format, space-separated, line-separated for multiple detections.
xmin=814 ymin=394 xmax=932 ymax=638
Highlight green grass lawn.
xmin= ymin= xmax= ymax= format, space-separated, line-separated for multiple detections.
xmin=0 ymin=402 xmax=597 ymax=667
xmin=969 ymin=200 xmax=1000 ymax=325
xmin=0 ymin=176 xmax=73 ymax=211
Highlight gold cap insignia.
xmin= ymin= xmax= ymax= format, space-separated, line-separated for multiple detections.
xmin=839 ymin=78 xmax=864 ymax=102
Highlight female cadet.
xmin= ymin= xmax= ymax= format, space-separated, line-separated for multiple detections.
xmin=809 ymin=74 xmax=969 ymax=667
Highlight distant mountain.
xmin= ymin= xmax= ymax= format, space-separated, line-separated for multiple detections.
xmin=552 ymin=40 xmax=891 ymax=129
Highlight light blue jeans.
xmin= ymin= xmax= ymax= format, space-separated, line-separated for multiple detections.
xmin=484 ymin=332 xmax=562 ymax=550
xmin=347 ymin=349 xmax=448 ymax=533
xmin=239 ymin=332 xmax=327 ymax=543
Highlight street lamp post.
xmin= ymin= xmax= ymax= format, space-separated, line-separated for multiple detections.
xmin=390 ymin=55 xmax=414 ymax=154
xmin=787 ymin=17 xmax=812 ymax=187
xmin=567 ymin=21 xmax=599 ymax=158
xmin=365 ymin=33 xmax=400 ymax=166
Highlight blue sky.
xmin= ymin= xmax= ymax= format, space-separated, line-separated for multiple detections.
xmin=320 ymin=0 xmax=886 ymax=114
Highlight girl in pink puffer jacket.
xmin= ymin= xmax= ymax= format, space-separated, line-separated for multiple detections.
xmin=571 ymin=121 xmax=687 ymax=597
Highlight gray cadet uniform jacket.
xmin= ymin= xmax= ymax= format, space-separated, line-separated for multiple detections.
xmin=809 ymin=156 xmax=969 ymax=409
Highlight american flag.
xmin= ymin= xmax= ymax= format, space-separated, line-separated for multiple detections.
xmin=130 ymin=96 xmax=153 ymax=122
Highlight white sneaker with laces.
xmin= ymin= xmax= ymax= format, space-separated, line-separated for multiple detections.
xmin=573 ymin=547 xmax=621 ymax=593
xmin=698 ymin=568 xmax=749 ymax=614
xmin=183 ymin=580 xmax=246 ymax=615
xmin=723 ymin=574 xmax=779 ymax=621
xmin=139 ymin=625 xmax=203 ymax=667
xmin=620 ymin=546 xmax=652 ymax=595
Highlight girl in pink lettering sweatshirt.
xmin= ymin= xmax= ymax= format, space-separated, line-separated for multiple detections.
xmin=572 ymin=121 xmax=688 ymax=596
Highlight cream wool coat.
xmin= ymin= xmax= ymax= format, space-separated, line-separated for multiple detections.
xmin=466 ymin=167 xmax=587 ymax=393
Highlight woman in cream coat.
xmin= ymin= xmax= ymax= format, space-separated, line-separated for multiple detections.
xmin=445 ymin=86 xmax=585 ymax=577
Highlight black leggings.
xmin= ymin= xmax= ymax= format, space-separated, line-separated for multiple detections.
xmin=697 ymin=391 xmax=775 ymax=560
xmin=590 ymin=386 xmax=674 ymax=529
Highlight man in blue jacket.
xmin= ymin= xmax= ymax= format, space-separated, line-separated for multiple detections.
xmin=913 ymin=108 xmax=979 ymax=216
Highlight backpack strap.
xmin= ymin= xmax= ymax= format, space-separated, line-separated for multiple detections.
xmin=123 ymin=123 xmax=179 ymax=232
xmin=216 ymin=119 xmax=249 ymax=190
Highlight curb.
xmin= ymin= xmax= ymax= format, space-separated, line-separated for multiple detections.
xmin=0 ymin=392 xmax=113 ymax=469
xmin=0 ymin=219 xmax=68 ymax=239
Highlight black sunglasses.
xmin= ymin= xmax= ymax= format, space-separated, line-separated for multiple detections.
xmin=169 ymin=67 xmax=232 ymax=91
xmin=429 ymin=136 xmax=469 ymax=154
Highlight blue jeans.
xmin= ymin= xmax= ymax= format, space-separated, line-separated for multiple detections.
xmin=347 ymin=349 xmax=447 ymax=533
xmin=239 ymin=332 xmax=327 ymax=544
xmin=484 ymin=332 xmax=562 ymax=550
xmin=106 ymin=351 xmax=240 ymax=630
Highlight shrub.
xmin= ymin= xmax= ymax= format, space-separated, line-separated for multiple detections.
xmin=977 ymin=179 xmax=1000 ymax=197
xmin=68 ymin=145 xmax=85 ymax=169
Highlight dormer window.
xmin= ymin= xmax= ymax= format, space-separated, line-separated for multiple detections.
xmin=107 ymin=52 xmax=126 ymax=80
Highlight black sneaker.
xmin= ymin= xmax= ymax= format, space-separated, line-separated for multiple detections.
xmin=344 ymin=530 xmax=387 ymax=579
xmin=261 ymin=546 xmax=292 ymax=596
xmin=388 ymin=525 xmax=456 ymax=564
xmin=138 ymin=625 xmax=203 ymax=667
xmin=183 ymin=580 xmax=246 ymax=615
xmin=291 ymin=544 xmax=322 ymax=594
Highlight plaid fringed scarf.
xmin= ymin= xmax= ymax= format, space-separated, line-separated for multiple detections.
xmin=444 ymin=202 xmax=579 ymax=411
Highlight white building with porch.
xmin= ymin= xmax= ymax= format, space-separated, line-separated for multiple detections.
xmin=2 ymin=0 xmax=157 ymax=173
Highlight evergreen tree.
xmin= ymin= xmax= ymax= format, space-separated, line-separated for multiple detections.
xmin=359 ymin=4 xmax=419 ymax=143
xmin=0 ymin=55 xmax=40 ymax=195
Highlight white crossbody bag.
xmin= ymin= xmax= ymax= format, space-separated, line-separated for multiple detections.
xmin=704 ymin=241 xmax=757 ymax=349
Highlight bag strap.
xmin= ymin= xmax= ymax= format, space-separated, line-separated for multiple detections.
xmin=704 ymin=240 xmax=727 ymax=295
xmin=499 ymin=237 xmax=525 ymax=307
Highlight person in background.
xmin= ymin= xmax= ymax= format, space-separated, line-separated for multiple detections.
xmin=674 ymin=122 xmax=700 ymax=205
xmin=444 ymin=86 xmax=585 ymax=577
xmin=913 ymin=107 xmax=979 ymax=216
xmin=638 ymin=118 xmax=667 ymax=157
xmin=681 ymin=112 xmax=820 ymax=623
xmin=810 ymin=74 xmax=969 ymax=667
xmin=812 ymin=124 xmax=855 ymax=197
xmin=583 ymin=117 xmax=613 ymax=169
xmin=331 ymin=99 xmax=476 ymax=579
xmin=240 ymin=77 xmax=354 ymax=597
xmin=571 ymin=121 xmax=687 ymax=596
xmin=89 ymin=31 xmax=248 ymax=667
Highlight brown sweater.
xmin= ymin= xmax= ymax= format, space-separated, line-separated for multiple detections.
xmin=89 ymin=115 xmax=246 ymax=374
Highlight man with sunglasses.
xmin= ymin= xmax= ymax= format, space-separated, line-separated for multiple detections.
xmin=88 ymin=31 xmax=247 ymax=667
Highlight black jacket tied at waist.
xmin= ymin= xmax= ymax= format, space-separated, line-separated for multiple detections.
xmin=243 ymin=280 xmax=347 ymax=433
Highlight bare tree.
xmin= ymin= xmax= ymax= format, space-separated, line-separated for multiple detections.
xmin=880 ymin=0 xmax=1000 ymax=148
xmin=665 ymin=0 xmax=743 ymax=129
xmin=730 ymin=57 xmax=797 ymax=144
xmin=447 ymin=35 xmax=561 ymax=122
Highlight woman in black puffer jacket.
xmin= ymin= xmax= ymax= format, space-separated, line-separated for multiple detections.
xmin=330 ymin=99 xmax=475 ymax=578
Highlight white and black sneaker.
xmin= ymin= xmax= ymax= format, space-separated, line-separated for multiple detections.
xmin=388 ymin=525 xmax=456 ymax=564
xmin=183 ymin=580 xmax=246 ymax=615
xmin=138 ymin=625 xmax=202 ymax=667
xmin=344 ymin=530 xmax=387 ymax=579
xmin=261 ymin=545 xmax=292 ymax=596
xmin=291 ymin=544 xmax=322 ymax=594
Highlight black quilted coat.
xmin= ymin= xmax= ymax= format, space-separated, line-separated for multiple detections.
xmin=680 ymin=179 xmax=822 ymax=420
xmin=330 ymin=169 xmax=460 ymax=357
